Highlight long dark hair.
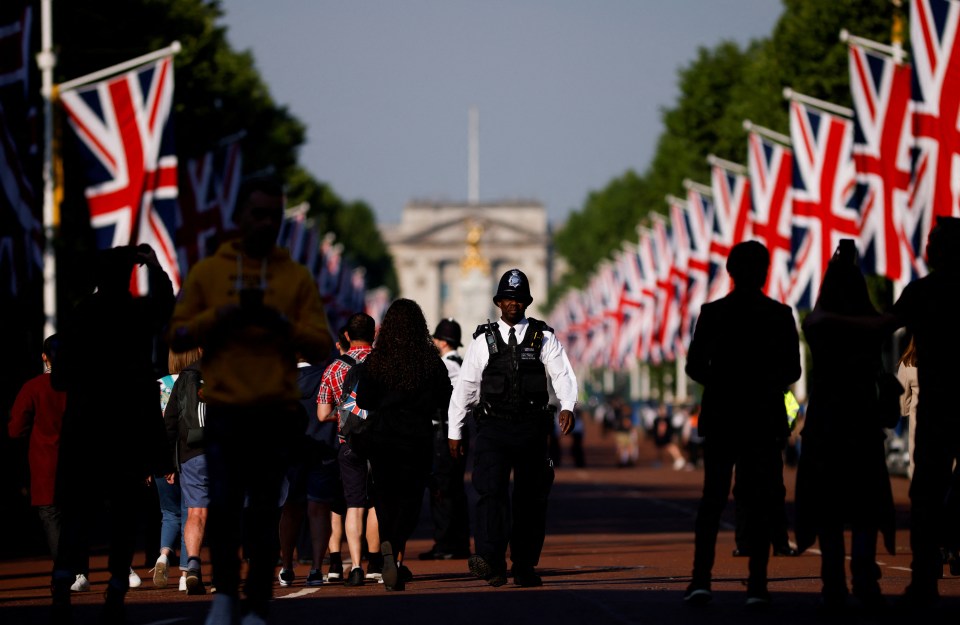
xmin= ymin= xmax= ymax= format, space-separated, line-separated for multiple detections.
xmin=363 ymin=298 xmax=442 ymax=391
xmin=815 ymin=247 xmax=877 ymax=317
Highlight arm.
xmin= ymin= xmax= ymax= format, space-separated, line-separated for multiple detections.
xmin=8 ymin=380 xmax=37 ymax=439
xmin=163 ymin=379 xmax=182 ymax=455
xmin=541 ymin=331 xmax=578 ymax=435
xmin=448 ymin=338 xmax=485 ymax=456
xmin=684 ymin=309 xmax=711 ymax=384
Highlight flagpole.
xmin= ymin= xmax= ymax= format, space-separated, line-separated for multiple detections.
xmin=38 ymin=0 xmax=56 ymax=337
xmin=58 ymin=40 xmax=182 ymax=93
xmin=682 ymin=179 xmax=713 ymax=197
xmin=839 ymin=29 xmax=908 ymax=64
xmin=743 ymin=119 xmax=791 ymax=146
xmin=706 ymin=154 xmax=747 ymax=176
xmin=783 ymin=87 xmax=854 ymax=119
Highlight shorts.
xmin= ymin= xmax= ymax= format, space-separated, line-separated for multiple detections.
xmin=179 ymin=455 xmax=210 ymax=508
xmin=338 ymin=442 xmax=372 ymax=509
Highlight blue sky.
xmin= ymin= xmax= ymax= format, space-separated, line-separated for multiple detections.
xmin=218 ymin=0 xmax=784 ymax=225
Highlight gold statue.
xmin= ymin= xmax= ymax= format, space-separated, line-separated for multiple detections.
xmin=461 ymin=221 xmax=490 ymax=275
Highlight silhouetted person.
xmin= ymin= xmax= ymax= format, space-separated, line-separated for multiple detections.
xmin=683 ymin=241 xmax=801 ymax=608
xmin=51 ymin=244 xmax=174 ymax=624
xmin=169 ymin=175 xmax=332 ymax=624
xmin=794 ymin=240 xmax=896 ymax=612
xmin=891 ymin=216 xmax=960 ymax=606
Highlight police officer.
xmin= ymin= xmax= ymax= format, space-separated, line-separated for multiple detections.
xmin=419 ymin=319 xmax=472 ymax=561
xmin=448 ymin=268 xmax=577 ymax=587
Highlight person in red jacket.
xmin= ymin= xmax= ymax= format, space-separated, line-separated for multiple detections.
xmin=8 ymin=336 xmax=78 ymax=579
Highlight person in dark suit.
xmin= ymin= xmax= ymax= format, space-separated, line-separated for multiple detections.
xmin=682 ymin=241 xmax=801 ymax=608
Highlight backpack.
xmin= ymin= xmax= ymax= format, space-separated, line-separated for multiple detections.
xmin=336 ymin=361 xmax=371 ymax=443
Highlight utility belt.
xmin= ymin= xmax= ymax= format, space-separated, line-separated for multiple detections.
xmin=476 ymin=401 xmax=555 ymax=422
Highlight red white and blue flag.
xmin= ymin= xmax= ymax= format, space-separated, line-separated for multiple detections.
xmin=747 ymin=131 xmax=794 ymax=303
xmin=0 ymin=1 xmax=41 ymax=298
xmin=650 ymin=215 xmax=680 ymax=362
xmin=707 ymin=164 xmax=752 ymax=302
xmin=668 ymin=197 xmax=692 ymax=356
xmin=787 ymin=100 xmax=861 ymax=309
xmin=176 ymin=137 xmax=242 ymax=274
xmin=680 ymin=185 xmax=713 ymax=348
xmin=60 ymin=56 xmax=180 ymax=294
xmin=613 ymin=246 xmax=654 ymax=368
xmin=909 ymin=0 xmax=960 ymax=262
xmin=849 ymin=41 xmax=918 ymax=283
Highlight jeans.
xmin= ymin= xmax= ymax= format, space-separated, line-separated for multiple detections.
xmin=155 ymin=475 xmax=188 ymax=568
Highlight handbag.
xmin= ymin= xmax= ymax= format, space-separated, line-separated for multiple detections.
xmin=876 ymin=370 xmax=904 ymax=429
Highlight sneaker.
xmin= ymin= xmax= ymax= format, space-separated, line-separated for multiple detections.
xmin=326 ymin=561 xmax=344 ymax=582
xmin=381 ymin=542 xmax=400 ymax=590
xmin=745 ymin=589 xmax=771 ymax=609
xmin=128 ymin=568 xmax=142 ymax=589
xmin=344 ymin=567 xmax=365 ymax=587
xmin=468 ymin=555 xmax=507 ymax=587
xmin=278 ymin=568 xmax=295 ymax=587
xmin=366 ymin=552 xmax=383 ymax=581
xmin=511 ymin=565 xmax=543 ymax=587
xmin=70 ymin=573 xmax=90 ymax=592
xmin=178 ymin=576 xmax=187 ymax=592
xmin=152 ymin=556 xmax=169 ymax=588
xmin=683 ymin=583 xmax=712 ymax=606
xmin=186 ymin=567 xmax=206 ymax=595
xmin=306 ymin=569 xmax=324 ymax=587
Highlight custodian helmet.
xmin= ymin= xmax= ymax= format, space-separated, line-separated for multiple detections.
xmin=493 ymin=268 xmax=533 ymax=306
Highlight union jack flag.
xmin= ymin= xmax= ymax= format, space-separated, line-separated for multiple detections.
xmin=176 ymin=137 xmax=242 ymax=274
xmin=650 ymin=215 xmax=680 ymax=362
xmin=680 ymin=186 xmax=713 ymax=347
xmin=787 ymin=100 xmax=861 ymax=310
xmin=0 ymin=1 xmax=41 ymax=298
xmin=668 ymin=197 xmax=692 ymax=356
xmin=60 ymin=56 xmax=180 ymax=294
xmin=613 ymin=246 xmax=654 ymax=368
xmin=747 ymin=131 xmax=794 ymax=303
xmin=635 ymin=231 xmax=660 ymax=364
xmin=849 ymin=41 xmax=918 ymax=284
xmin=707 ymin=164 xmax=752 ymax=302
xmin=909 ymin=0 xmax=960 ymax=262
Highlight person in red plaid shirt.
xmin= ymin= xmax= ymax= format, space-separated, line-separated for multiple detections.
xmin=317 ymin=313 xmax=381 ymax=586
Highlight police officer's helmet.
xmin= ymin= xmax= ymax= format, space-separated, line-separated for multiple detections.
xmin=493 ymin=268 xmax=533 ymax=306
xmin=432 ymin=318 xmax=462 ymax=348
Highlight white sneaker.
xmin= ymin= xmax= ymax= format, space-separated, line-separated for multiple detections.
xmin=152 ymin=555 xmax=169 ymax=588
xmin=128 ymin=567 xmax=142 ymax=588
xmin=70 ymin=573 xmax=90 ymax=592
xmin=179 ymin=575 xmax=188 ymax=592
xmin=205 ymin=594 xmax=238 ymax=625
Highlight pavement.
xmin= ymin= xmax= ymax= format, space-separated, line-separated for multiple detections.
xmin=1 ymin=418 xmax=958 ymax=625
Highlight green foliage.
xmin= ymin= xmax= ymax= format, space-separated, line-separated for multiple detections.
xmin=54 ymin=0 xmax=395 ymax=298
xmin=551 ymin=0 xmax=900 ymax=309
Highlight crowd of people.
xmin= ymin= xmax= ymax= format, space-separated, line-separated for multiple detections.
xmin=8 ymin=174 xmax=960 ymax=623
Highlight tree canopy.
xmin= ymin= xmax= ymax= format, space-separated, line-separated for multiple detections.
xmin=550 ymin=0 xmax=896 ymax=307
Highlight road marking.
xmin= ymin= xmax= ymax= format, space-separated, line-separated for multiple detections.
xmin=143 ymin=619 xmax=190 ymax=625
xmin=279 ymin=588 xmax=320 ymax=599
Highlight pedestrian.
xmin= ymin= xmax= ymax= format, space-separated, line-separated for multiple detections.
xmin=891 ymin=216 xmax=960 ymax=607
xmin=8 ymin=336 xmax=74 ymax=584
xmin=162 ymin=348 xmax=208 ymax=594
xmin=51 ymin=244 xmax=175 ymax=624
xmin=450 ymin=268 xmax=578 ymax=588
xmin=682 ymin=241 xmax=801 ymax=608
xmin=794 ymin=240 xmax=896 ymax=612
xmin=419 ymin=318 xmax=472 ymax=561
xmin=897 ymin=337 xmax=918 ymax=480
xmin=315 ymin=313 xmax=381 ymax=586
xmin=169 ymin=175 xmax=333 ymax=625
xmin=352 ymin=300 xmax=452 ymax=591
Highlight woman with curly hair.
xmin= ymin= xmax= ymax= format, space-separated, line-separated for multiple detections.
xmin=355 ymin=298 xmax=452 ymax=591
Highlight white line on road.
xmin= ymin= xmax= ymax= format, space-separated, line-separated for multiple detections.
xmin=279 ymin=588 xmax=320 ymax=599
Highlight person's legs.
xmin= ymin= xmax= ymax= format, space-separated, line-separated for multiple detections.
xmin=344 ymin=507 xmax=365 ymax=576
xmin=817 ymin=519 xmax=848 ymax=603
xmin=307 ymin=501 xmax=331 ymax=569
xmin=279 ymin=500 xmax=305 ymax=574
xmin=204 ymin=408 xmax=247 ymax=602
xmin=471 ymin=421 xmax=513 ymax=575
xmin=691 ymin=440 xmax=736 ymax=588
xmin=37 ymin=505 xmax=62 ymax=562
xmin=509 ymin=428 xmax=551 ymax=571
xmin=850 ymin=526 xmax=881 ymax=602
xmin=153 ymin=476 xmax=181 ymax=587
xmin=735 ymin=441 xmax=782 ymax=597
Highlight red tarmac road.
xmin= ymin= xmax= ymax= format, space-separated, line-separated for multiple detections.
xmin=1 ymin=418 xmax=958 ymax=624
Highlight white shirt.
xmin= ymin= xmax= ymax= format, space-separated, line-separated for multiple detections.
xmin=447 ymin=317 xmax=578 ymax=440
xmin=440 ymin=350 xmax=461 ymax=387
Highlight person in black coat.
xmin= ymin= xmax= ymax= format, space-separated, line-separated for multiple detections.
xmin=683 ymin=241 xmax=801 ymax=608
xmin=795 ymin=240 xmax=896 ymax=611
xmin=355 ymin=298 xmax=453 ymax=591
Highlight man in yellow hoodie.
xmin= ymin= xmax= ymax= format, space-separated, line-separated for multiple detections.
xmin=170 ymin=175 xmax=332 ymax=625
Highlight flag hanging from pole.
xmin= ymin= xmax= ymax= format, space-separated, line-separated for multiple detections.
xmin=787 ymin=99 xmax=861 ymax=310
xmin=707 ymin=163 xmax=752 ymax=302
xmin=60 ymin=56 xmax=180 ymax=294
xmin=909 ymin=0 xmax=960 ymax=263
xmin=848 ymin=40 xmax=917 ymax=283
xmin=747 ymin=131 xmax=794 ymax=303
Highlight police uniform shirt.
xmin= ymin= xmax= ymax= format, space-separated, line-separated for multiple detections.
xmin=440 ymin=350 xmax=461 ymax=387
xmin=447 ymin=317 xmax=578 ymax=440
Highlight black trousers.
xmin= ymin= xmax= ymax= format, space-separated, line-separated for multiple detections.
xmin=427 ymin=425 xmax=471 ymax=555
xmin=369 ymin=435 xmax=432 ymax=557
xmin=472 ymin=418 xmax=554 ymax=573
xmin=204 ymin=404 xmax=293 ymax=614
xmin=692 ymin=436 xmax=784 ymax=591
